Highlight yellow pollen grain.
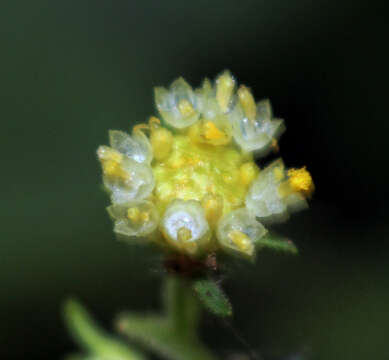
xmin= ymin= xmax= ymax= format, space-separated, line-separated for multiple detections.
xmin=238 ymin=85 xmax=256 ymax=121
xmin=228 ymin=230 xmax=254 ymax=255
xmin=287 ymin=167 xmax=314 ymax=197
xmin=178 ymin=99 xmax=195 ymax=118
xmin=204 ymin=121 xmax=225 ymax=140
xmin=216 ymin=71 xmax=235 ymax=113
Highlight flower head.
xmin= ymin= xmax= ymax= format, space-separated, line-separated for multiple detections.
xmin=97 ymin=71 xmax=314 ymax=260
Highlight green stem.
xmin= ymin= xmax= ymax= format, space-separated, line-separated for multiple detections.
xmin=164 ymin=275 xmax=200 ymax=338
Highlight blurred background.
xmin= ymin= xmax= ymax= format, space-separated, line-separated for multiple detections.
xmin=1 ymin=1 xmax=388 ymax=359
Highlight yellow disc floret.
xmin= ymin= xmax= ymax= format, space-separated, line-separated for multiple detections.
xmin=287 ymin=167 xmax=314 ymax=197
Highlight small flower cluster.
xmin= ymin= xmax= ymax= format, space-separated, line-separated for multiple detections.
xmin=97 ymin=71 xmax=314 ymax=259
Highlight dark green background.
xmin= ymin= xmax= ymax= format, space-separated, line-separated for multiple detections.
xmin=1 ymin=1 xmax=388 ymax=359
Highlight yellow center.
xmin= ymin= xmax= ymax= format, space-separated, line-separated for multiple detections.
xmin=152 ymin=133 xmax=258 ymax=223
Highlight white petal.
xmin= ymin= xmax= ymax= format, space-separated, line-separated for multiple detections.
xmin=256 ymin=99 xmax=273 ymax=120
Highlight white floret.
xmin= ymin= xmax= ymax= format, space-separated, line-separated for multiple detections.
xmin=160 ymin=199 xmax=210 ymax=254
xmin=245 ymin=159 xmax=307 ymax=223
xmin=104 ymin=156 xmax=155 ymax=204
xmin=154 ymin=78 xmax=199 ymax=129
xmin=216 ymin=207 xmax=267 ymax=257
xmin=245 ymin=159 xmax=287 ymax=222
xmin=196 ymin=79 xmax=220 ymax=120
xmin=107 ymin=200 xmax=159 ymax=237
xmin=230 ymin=99 xmax=285 ymax=155
xmin=109 ymin=130 xmax=152 ymax=164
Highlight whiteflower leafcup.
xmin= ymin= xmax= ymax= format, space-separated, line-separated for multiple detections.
xmin=97 ymin=71 xmax=314 ymax=260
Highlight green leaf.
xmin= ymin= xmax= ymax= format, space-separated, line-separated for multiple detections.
xmin=116 ymin=314 xmax=216 ymax=360
xmin=256 ymin=233 xmax=298 ymax=254
xmin=192 ymin=279 xmax=232 ymax=318
xmin=63 ymin=298 xmax=147 ymax=360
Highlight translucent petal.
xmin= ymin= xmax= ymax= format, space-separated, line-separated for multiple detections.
xmin=230 ymin=100 xmax=285 ymax=155
xmin=107 ymin=200 xmax=159 ymax=237
xmin=103 ymin=156 xmax=155 ymax=204
xmin=197 ymin=75 xmax=235 ymax=120
xmin=216 ymin=70 xmax=236 ymax=113
xmin=256 ymin=99 xmax=273 ymax=120
xmin=154 ymin=78 xmax=199 ymax=129
xmin=109 ymin=130 xmax=152 ymax=164
xmin=196 ymin=78 xmax=213 ymax=115
xmin=193 ymin=77 xmax=234 ymax=144
xmin=216 ymin=207 xmax=267 ymax=257
xmin=160 ymin=199 xmax=210 ymax=255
